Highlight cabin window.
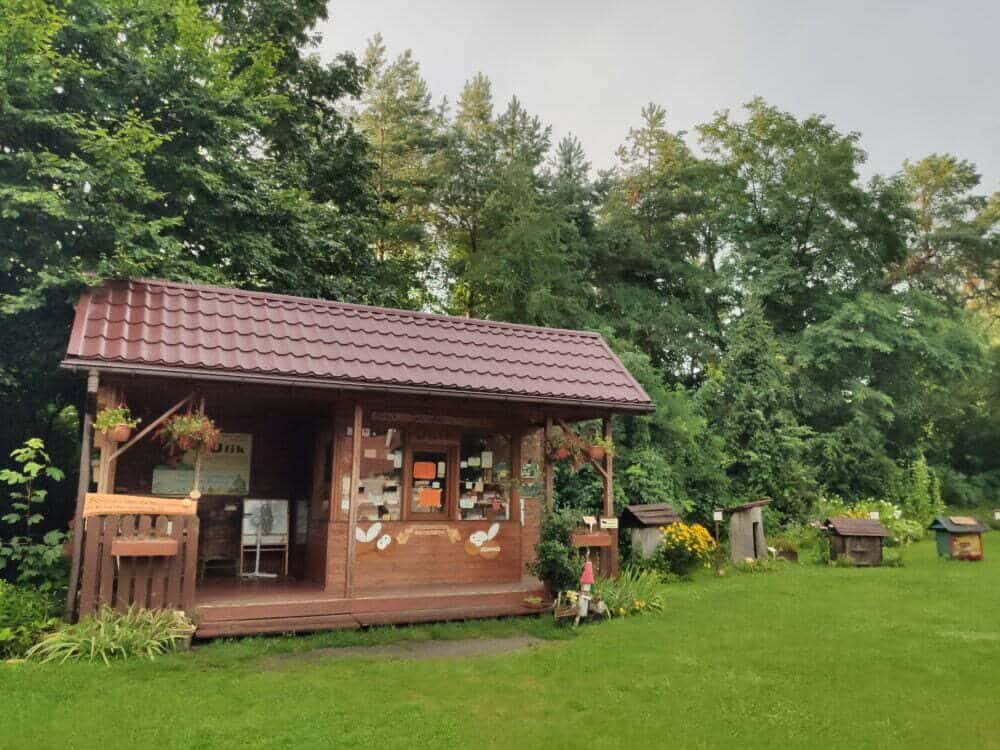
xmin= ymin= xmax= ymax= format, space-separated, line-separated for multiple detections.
xmin=409 ymin=447 xmax=453 ymax=518
xmin=457 ymin=433 xmax=511 ymax=522
xmin=356 ymin=424 xmax=404 ymax=522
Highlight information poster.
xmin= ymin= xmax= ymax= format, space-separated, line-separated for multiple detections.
xmin=152 ymin=433 xmax=253 ymax=496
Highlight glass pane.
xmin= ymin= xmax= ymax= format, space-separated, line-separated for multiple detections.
xmin=458 ymin=434 xmax=511 ymax=521
xmin=357 ymin=424 xmax=403 ymax=521
xmin=410 ymin=449 xmax=448 ymax=516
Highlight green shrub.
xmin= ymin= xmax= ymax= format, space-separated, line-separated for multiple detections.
xmin=897 ymin=454 xmax=944 ymax=528
xmin=936 ymin=466 xmax=1000 ymax=508
xmin=529 ymin=508 xmax=583 ymax=593
xmin=0 ymin=580 xmax=60 ymax=658
xmin=591 ymin=567 xmax=664 ymax=618
xmin=27 ymin=606 xmax=195 ymax=664
xmin=0 ymin=438 xmax=69 ymax=592
xmin=882 ymin=547 xmax=905 ymax=567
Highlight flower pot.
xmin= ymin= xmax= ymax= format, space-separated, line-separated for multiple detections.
xmin=107 ymin=423 xmax=133 ymax=443
xmin=587 ymin=445 xmax=606 ymax=462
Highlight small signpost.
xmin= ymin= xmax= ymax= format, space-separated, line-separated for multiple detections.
xmin=712 ymin=509 xmax=724 ymax=572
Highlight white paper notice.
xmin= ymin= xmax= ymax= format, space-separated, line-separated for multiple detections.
xmin=481 ymin=451 xmax=494 ymax=468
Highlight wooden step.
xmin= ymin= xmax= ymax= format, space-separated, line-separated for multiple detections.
xmin=194 ymin=587 xmax=548 ymax=637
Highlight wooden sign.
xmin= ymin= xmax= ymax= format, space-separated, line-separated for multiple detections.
xmin=571 ymin=531 xmax=612 ymax=548
xmin=396 ymin=525 xmax=462 ymax=544
xmin=83 ymin=493 xmax=198 ymax=518
xmin=152 ymin=432 xmax=252 ymax=496
xmin=600 ymin=517 xmax=619 ymax=530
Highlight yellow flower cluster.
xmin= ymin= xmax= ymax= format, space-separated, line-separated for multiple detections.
xmin=659 ymin=521 xmax=716 ymax=558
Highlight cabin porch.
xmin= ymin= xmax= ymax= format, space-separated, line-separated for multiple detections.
xmin=194 ymin=577 xmax=548 ymax=637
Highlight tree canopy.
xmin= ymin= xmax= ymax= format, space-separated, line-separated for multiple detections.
xmin=2 ymin=3 xmax=998 ymax=526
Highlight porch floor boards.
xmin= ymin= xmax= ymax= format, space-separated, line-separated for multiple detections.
xmin=194 ymin=578 xmax=548 ymax=638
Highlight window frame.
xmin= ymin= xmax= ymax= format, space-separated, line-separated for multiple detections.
xmin=402 ymin=441 xmax=459 ymax=521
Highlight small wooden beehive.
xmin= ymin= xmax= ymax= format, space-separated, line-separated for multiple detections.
xmin=927 ymin=516 xmax=986 ymax=561
xmin=619 ymin=503 xmax=679 ymax=559
xmin=726 ymin=499 xmax=770 ymax=563
xmin=822 ymin=517 xmax=891 ymax=566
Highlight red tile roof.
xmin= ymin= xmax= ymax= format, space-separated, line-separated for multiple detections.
xmin=620 ymin=504 xmax=680 ymax=528
xmin=63 ymin=279 xmax=653 ymax=412
xmin=823 ymin=517 xmax=891 ymax=537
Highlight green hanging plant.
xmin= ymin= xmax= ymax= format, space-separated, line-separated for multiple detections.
xmin=156 ymin=412 xmax=221 ymax=458
xmin=94 ymin=406 xmax=141 ymax=443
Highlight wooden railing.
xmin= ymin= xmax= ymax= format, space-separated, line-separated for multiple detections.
xmin=76 ymin=494 xmax=200 ymax=618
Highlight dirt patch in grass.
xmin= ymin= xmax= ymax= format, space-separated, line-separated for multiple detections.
xmin=261 ymin=635 xmax=547 ymax=668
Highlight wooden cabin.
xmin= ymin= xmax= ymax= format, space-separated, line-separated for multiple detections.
xmin=822 ymin=517 xmax=891 ymax=566
xmin=619 ymin=504 xmax=679 ymax=559
xmin=928 ymin=516 xmax=986 ymax=561
xmin=726 ymin=499 xmax=770 ymax=563
xmin=61 ymin=279 xmax=652 ymax=636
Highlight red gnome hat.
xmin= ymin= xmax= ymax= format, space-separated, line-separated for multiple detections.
xmin=580 ymin=560 xmax=595 ymax=585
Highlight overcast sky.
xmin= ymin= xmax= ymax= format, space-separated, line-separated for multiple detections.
xmin=317 ymin=0 xmax=999 ymax=190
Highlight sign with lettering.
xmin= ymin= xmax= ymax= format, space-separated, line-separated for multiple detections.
xmin=152 ymin=433 xmax=253 ymax=496
xmin=83 ymin=493 xmax=198 ymax=518
xmin=395 ymin=525 xmax=462 ymax=544
xmin=600 ymin=517 xmax=619 ymax=530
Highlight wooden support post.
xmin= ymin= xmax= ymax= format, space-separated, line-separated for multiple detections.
xmin=602 ymin=417 xmax=618 ymax=576
xmin=543 ymin=416 xmax=554 ymax=512
xmin=344 ymin=403 xmax=363 ymax=598
xmin=65 ymin=370 xmax=99 ymax=619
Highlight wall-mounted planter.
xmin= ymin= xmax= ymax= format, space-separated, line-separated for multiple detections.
xmin=110 ymin=537 xmax=179 ymax=557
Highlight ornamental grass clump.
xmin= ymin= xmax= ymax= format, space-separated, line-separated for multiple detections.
xmin=653 ymin=521 xmax=716 ymax=577
xmin=26 ymin=605 xmax=195 ymax=664
xmin=591 ymin=567 xmax=664 ymax=618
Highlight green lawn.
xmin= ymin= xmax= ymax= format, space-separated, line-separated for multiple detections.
xmin=3 ymin=535 xmax=1000 ymax=749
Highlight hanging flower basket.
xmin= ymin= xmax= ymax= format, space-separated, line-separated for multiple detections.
xmin=545 ymin=436 xmax=578 ymax=463
xmin=94 ymin=406 xmax=141 ymax=444
xmin=585 ymin=435 xmax=616 ymax=462
xmin=156 ymin=412 xmax=221 ymax=458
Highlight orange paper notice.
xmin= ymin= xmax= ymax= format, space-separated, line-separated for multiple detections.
xmin=413 ymin=461 xmax=437 ymax=480
xmin=417 ymin=488 xmax=443 ymax=507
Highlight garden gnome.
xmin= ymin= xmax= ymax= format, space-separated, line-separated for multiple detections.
xmin=575 ymin=560 xmax=595 ymax=625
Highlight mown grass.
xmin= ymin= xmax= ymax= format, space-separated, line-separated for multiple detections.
xmin=2 ymin=534 xmax=999 ymax=749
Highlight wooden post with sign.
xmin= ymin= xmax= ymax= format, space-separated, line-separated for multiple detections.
xmin=601 ymin=417 xmax=618 ymax=576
